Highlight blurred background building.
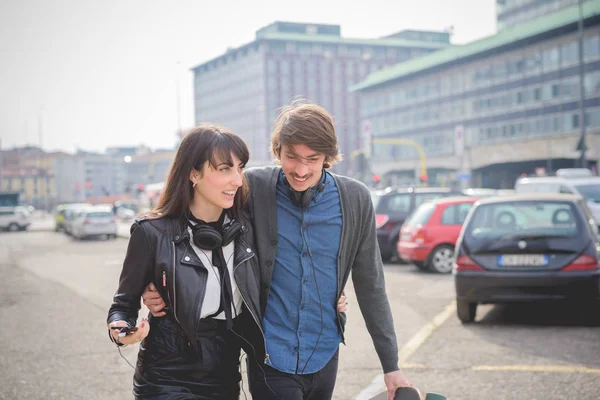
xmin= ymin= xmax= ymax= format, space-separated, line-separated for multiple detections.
xmin=353 ymin=1 xmax=600 ymax=188
xmin=4 ymin=2 xmax=600 ymax=200
xmin=191 ymin=21 xmax=450 ymax=170
xmin=0 ymin=144 xmax=175 ymax=210
xmin=496 ymin=0 xmax=593 ymax=30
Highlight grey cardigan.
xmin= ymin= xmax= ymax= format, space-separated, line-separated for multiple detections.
xmin=246 ymin=166 xmax=399 ymax=373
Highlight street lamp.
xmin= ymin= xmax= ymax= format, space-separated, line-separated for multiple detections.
xmin=577 ymin=0 xmax=587 ymax=168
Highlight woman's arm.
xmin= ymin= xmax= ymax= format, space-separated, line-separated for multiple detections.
xmin=107 ymin=222 xmax=155 ymax=332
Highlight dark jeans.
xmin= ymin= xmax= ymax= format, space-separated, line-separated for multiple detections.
xmin=248 ymin=349 xmax=339 ymax=400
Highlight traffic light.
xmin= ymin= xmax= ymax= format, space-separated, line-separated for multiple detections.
xmin=372 ymin=175 xmax=381 ymax=183
xmin=420 ymin=174 xmax=428 ymax=182
xmin=137 ymin=184 xmax=145 ymax=194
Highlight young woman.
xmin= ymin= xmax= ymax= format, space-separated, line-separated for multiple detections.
xmin=107 ymin=124 xmax=263 ymax=399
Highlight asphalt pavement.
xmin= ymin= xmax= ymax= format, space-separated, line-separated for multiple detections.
xmin=2 ymin=220 xmax=600 ymax=399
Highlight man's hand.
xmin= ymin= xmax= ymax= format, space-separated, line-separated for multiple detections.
xmin=337 ymin=290 xmax=348 ymax=313
xmin=142 ymin=282 xmax=166 ymax=317
xmin=144 ymin=283 xmax=347 ymax=315
xmin=384 ymin=370 xmax=413 ymax=400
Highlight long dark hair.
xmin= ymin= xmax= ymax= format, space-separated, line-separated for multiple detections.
xmin=149 ymin=124 xmax=249 ymax=221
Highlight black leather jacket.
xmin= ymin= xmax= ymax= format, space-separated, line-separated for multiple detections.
xmin=107 ymin=215 xmax=265 ymax=395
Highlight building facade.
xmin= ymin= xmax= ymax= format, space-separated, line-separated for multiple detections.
xmin=0 ymin=165 xmax=54 ymax=209
xmin=0 ymin=148 xmax=70 ymax=209
xmin=192 ymin=22 xmax=449 ymax=170
xmin=123 ymin=151 xmax=175 ymax=191
xmin=497 ymin=0 xmax=591 ymax=30
xmin=353 ymin=2 xmax=600 ymax=189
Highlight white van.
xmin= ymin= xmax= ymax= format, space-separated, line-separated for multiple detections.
xmin=515 ymin=173 xmax=600 ymax=224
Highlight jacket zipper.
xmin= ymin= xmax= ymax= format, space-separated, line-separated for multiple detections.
xmin=168 ymin=241 xmax=182 ymax=326
xmin=233 ymin=252 xmax=270 ymax=364
xmin=336 ymin=206 xmax=346 ymax=345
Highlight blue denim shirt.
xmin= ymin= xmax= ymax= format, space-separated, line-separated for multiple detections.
xmin=263 ymin=170 xmax=343 ymax=374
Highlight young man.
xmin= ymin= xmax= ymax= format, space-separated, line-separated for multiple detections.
xmin=143 ymin=102 xmax=411 ymax=400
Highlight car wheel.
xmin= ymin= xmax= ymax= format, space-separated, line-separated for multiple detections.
xmin=7 ymin=223 xmax=19 ymax=232
xmin=428 ymin=245 xmax=454 ymax=274
xmin=457 ymin=300 xmax=477 ymax=323
xmin=380 ymin=249 xmax=392 ymax=263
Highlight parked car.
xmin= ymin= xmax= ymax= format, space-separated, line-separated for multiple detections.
xmin=371 ymin=187 xmax=462 ymax=261
xmin=62 ymin=204 xmax=92 ymax=236
xmin=116 ymin=206 xmax=136 ymax=220
xmin=397 ymin=197 xmax=479 ymax=273
xmin=0 ymin=206 xmax=31 ymax=231
xmin=54 ymin=203 xmax=87 ymax=232
xmin=515 ymin=174 xmax=600 ymax=226
xmin=71 ymin=205 xmax=117 ymax=240
xmin=454 ymin=194 xmax=600 ymax=323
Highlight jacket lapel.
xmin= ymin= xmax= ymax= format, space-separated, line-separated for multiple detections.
xmin=266 ymin=168 xmax=279 ymax=241
xmin=169 ymin=218 xmax=205 ymax=268
xmin=180 ymin=242 xmax=205 ymax=268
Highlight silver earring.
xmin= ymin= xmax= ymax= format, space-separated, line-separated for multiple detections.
xmin=192 ymin=182 xmax=197 ymax=188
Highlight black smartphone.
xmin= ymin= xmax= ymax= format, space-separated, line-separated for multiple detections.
xmin=110 ymin=326 xmax=138 ymax=336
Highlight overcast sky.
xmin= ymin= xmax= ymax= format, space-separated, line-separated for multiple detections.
xmin=0 ymin=0 xmax=496 ymax=153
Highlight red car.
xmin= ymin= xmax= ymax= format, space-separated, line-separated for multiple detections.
xmin=397 ymin=197 xmax=480 ymax=273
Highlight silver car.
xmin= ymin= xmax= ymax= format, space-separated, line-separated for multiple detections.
xmin=0 ymin=206 xmax=31 ymax=231
xmin=71 ymin=206 xmax=117 ymax=240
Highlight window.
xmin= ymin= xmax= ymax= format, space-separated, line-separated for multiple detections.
xmin=466 ymin=201 xmax=579 ymax=239
xmin=573 ymin=183 xmax=600 ymax=202
xmin=542 ymin=47 xmax=560 ymax=69
xmin=572 ymin=114 xmax=580 ymax=129
xmin=415 ymin=193 xmax=447 ymax=207
xmin=441 ymin=203 xmax=474 ymax=225
xmin=584 ymin=34 xmax=600 ymax=60
xmin=405 ymin=203 xmax=435 ymax=227
xmin=559 ymin=186 xmax=573 ymax=194
xmin=385 ymin=194 xmax=411 ymax=213
xmin=560 ymin=41 xmax=578 ymax=65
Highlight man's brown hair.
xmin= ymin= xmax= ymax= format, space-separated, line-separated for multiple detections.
xmin=270 ymin=101 xmax=342 ymax=168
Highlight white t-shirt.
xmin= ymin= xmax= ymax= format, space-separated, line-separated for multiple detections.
xmin=187 ymin=225 xmax=243 ymax=319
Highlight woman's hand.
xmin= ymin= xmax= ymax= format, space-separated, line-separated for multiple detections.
xmin=337 ymin=290 xmax=348 ymax=313
xmin=108 ymin=318 xmax=150 ymax=346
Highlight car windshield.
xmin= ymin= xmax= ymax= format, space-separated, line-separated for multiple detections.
xmin=573 ymin=183 xmax=600 ymax=203
xmin=465 ymin=200 xmax=579 ymax=240
xmin=404 ymin=202 xmax=435 ymax=227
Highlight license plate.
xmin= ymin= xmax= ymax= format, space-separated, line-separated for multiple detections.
xmin=498 ymin=254 xmax=548 ymax=267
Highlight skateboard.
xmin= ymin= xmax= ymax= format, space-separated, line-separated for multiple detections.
xmin=371 ymin=386 xmax=446 ymax=400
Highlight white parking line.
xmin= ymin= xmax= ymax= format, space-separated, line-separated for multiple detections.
xmin=354 ymin=301 xmax=456 ymax=400
xmin=473 ymin=365 xmax=600 ymax=374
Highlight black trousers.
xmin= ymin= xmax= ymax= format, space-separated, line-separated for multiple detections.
xmin=248 ymin=349 xmax=339 ymax=400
